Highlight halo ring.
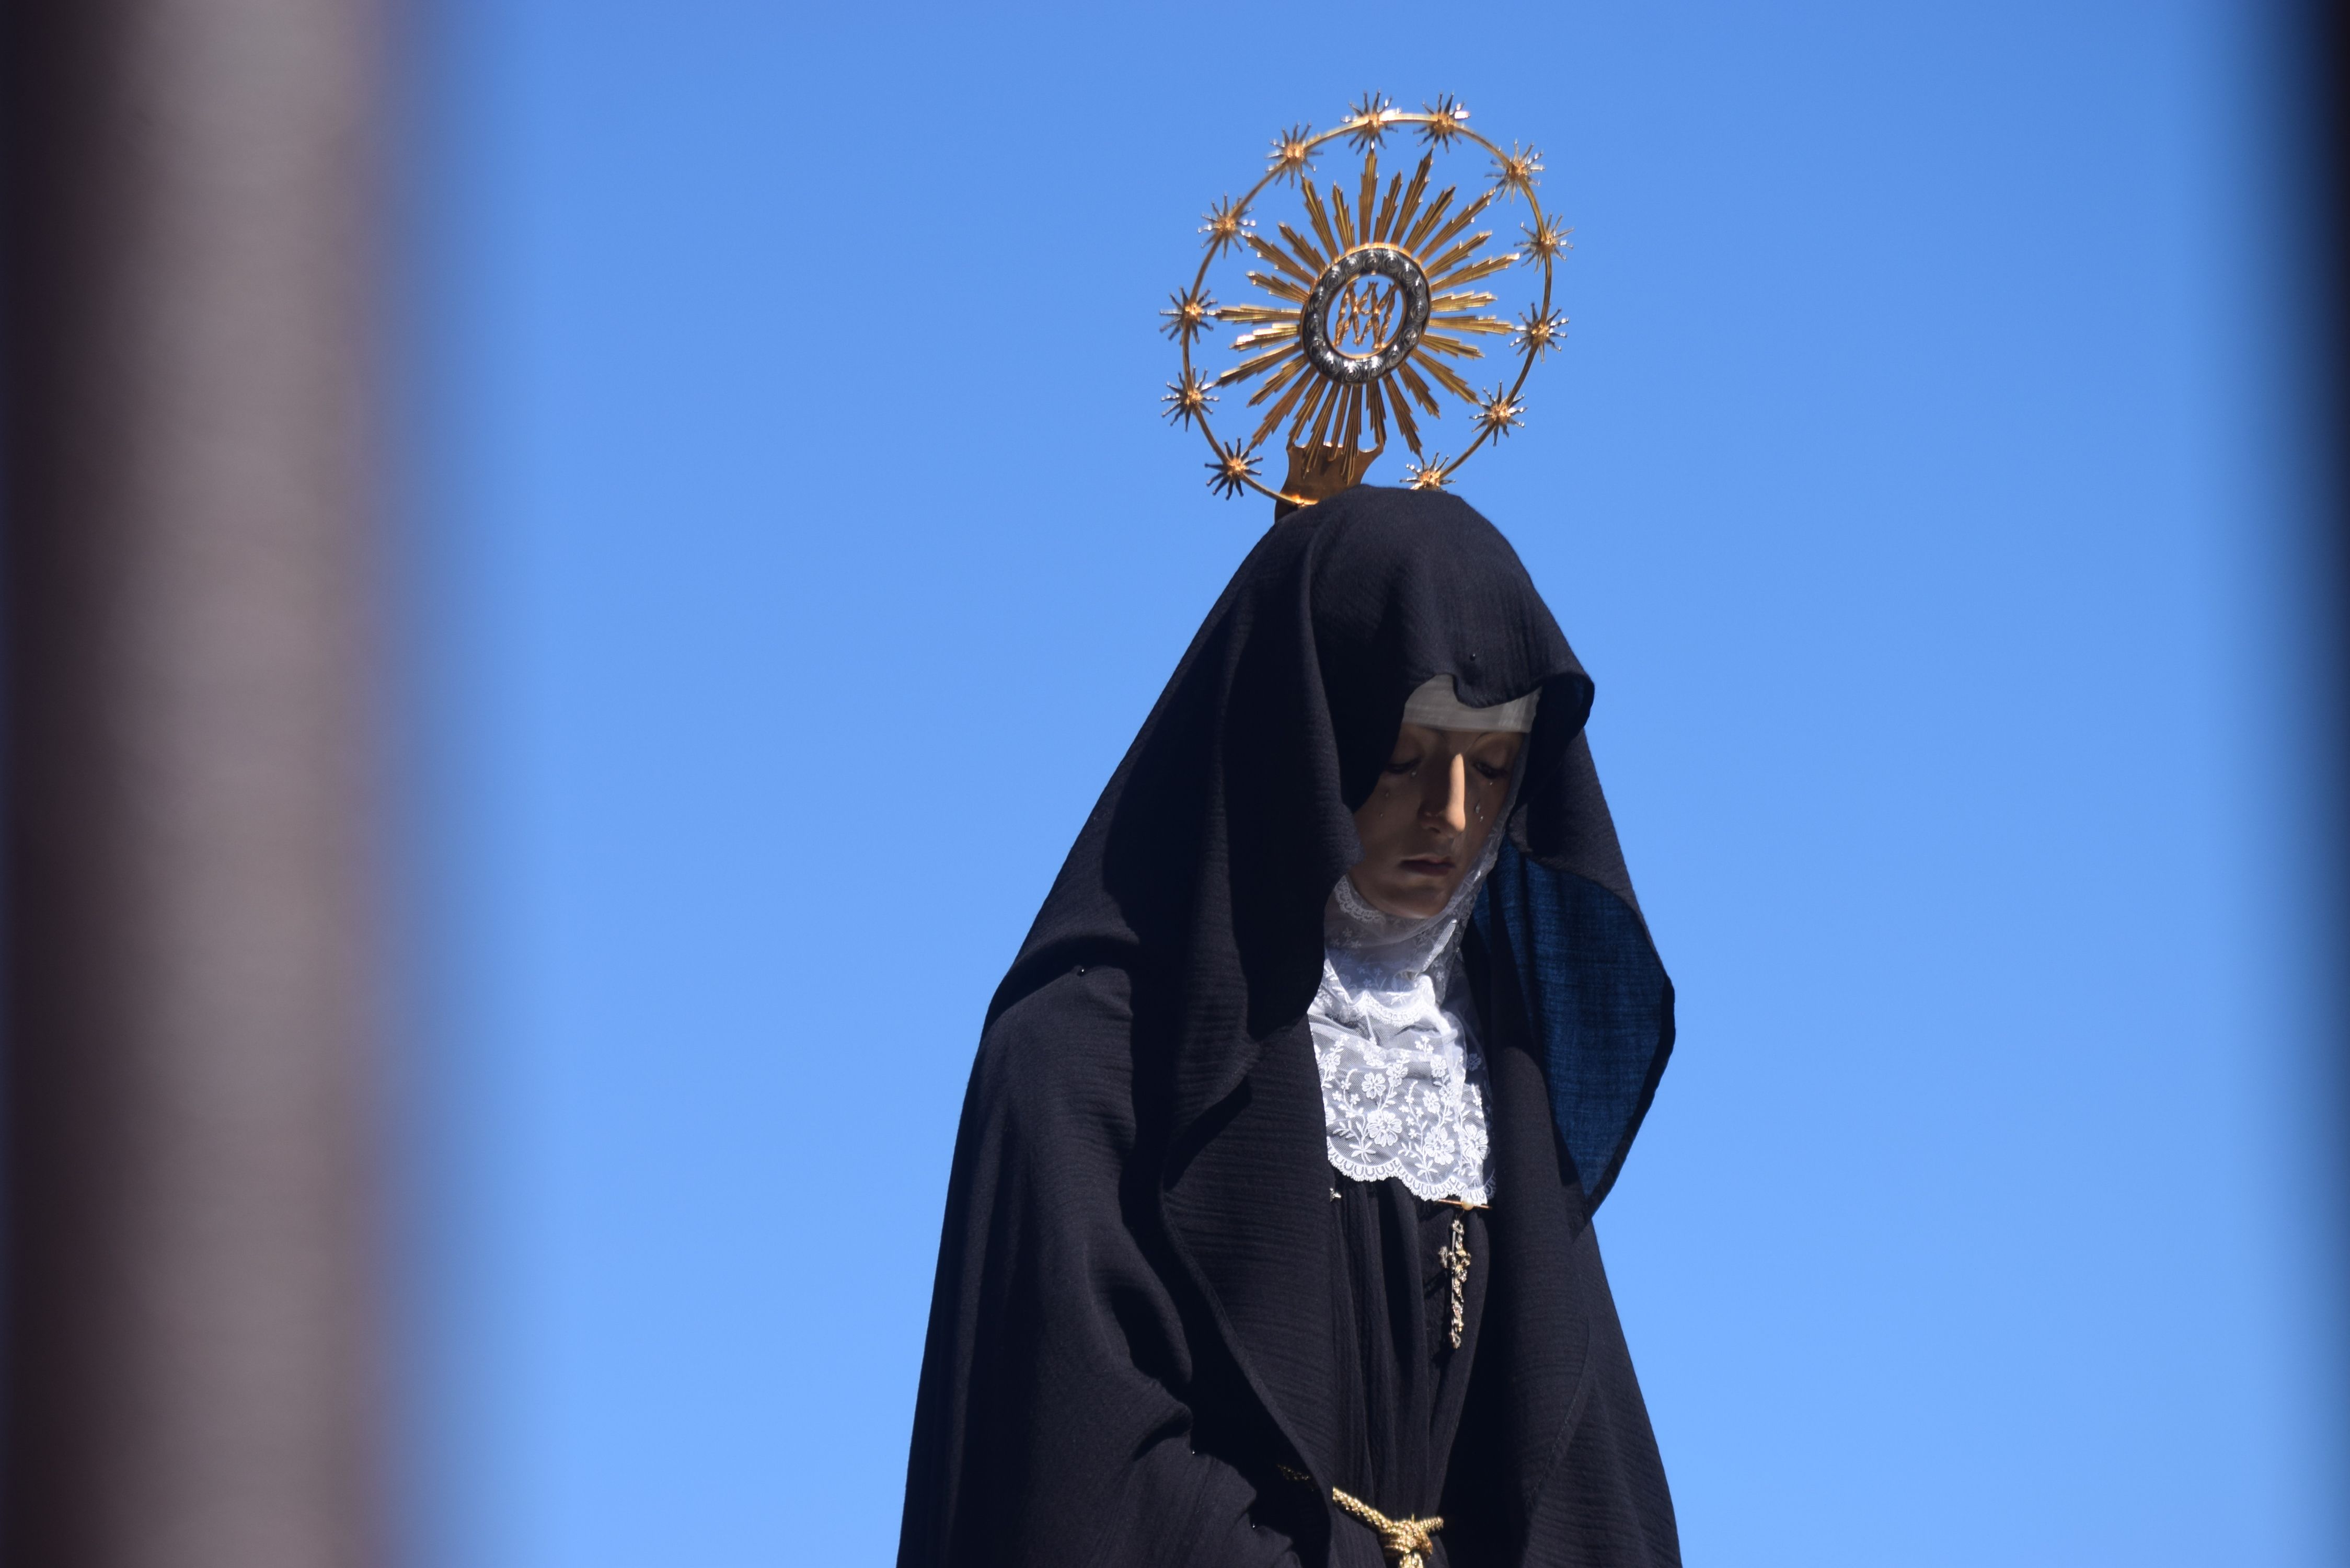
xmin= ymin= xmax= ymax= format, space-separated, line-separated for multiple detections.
xmin=1171 ymin=103 xmax=1560 ymax=507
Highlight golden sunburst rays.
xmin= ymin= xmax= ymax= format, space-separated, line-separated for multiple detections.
xmin=1205 ymin=144 xmax=1520 ymax=467
xmin=1169 ymin=98 xmax=1564 ymax=502
xmin=1242 ymin=224 xmax=1320 ymax=297
xmin=1301 ymin=180 xmax=1342 ymax=259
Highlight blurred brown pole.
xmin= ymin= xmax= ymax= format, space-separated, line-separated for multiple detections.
xmin=0 ymin=1 xmax=383 ymax=1565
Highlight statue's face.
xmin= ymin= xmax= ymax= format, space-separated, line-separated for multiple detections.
xmin=1345 ymin=722 xmax=1523 ymax=920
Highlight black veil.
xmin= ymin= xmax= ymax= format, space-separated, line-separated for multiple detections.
xmin=901 ymin=487 xmax=1677 ymax=1567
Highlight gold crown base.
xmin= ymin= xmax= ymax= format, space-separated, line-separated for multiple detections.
xmin=1282 ymin=441 xmax=1384 ymax=505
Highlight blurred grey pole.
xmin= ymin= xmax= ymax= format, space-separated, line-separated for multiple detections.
xmin=0 ymin=1 xmax=384 ymax=1565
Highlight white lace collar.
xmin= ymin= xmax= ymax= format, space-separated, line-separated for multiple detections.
xmin=1307 ymin=829 xmax=1503 ymax=1205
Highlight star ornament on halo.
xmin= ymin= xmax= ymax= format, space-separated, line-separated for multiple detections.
xmin=1163 ymin=96 xmax=1569 ymax=508
xmin=1420 ymin=95 xmax=1470 ymax=146
xmin=1162 ymin=370 xmax=1216 ymax=428
xmin=1493 ymin=141 xmax=1544 ymax=202
xmin=1473 ymin=388 xmax=1525 ymax=440
xmin=1199 ymin=195 xmax=1254 ymax=259
xmin=1512 ymin=305 xmax=1568 ymax=358
xmin=1206 ymin=439 xmax=1261 ymax=497
xmin=1519 ymin=215 xmax=1572 ymax=263
xmin=1159 ymin=283 xmax=1216 ymax=344
xmin=1404 ymin=454 xmax=1453 ymax=490
xmin=1266 ymin=123 xmax=1316 ymax=185
xmin=1343 ymin=91 xmax=1400 ymax=148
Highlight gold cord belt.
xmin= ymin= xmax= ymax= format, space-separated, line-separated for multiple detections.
xmin=1331 ymin=1487 xmax=1443 ymax=1568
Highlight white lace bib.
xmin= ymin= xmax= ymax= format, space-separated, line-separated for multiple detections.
xmin=1309 ymin=848 xmax=1498 ymax=1206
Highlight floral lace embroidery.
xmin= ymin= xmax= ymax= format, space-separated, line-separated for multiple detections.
xmin=1309 ymin=840 xmax=1501 ymax=1206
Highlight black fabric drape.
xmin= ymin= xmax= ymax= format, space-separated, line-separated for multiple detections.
xmin=1323 ymin=1176 xmax=1489 ymax=1568
xmin=899 ymin=488 xmax=1678 ymax=1567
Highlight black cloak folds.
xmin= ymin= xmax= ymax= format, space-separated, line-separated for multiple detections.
xmin=899 ymin=488 xmax=1677 ymax=1567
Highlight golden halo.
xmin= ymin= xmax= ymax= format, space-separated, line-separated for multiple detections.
xmin=1161 ymin=94 xmax=1569 ymax=508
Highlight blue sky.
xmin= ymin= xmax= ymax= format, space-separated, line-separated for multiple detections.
xmin=401 ymin=2 xmax=2343 ymax=1563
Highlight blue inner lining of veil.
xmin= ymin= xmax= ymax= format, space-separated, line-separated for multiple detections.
xmin=1474 ymin=838 xmax=1674 ymax=1208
